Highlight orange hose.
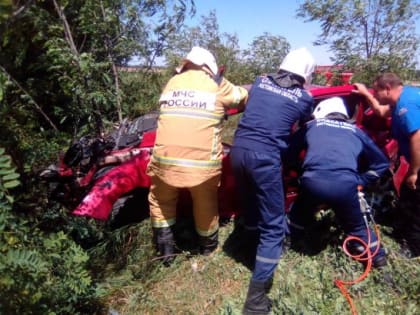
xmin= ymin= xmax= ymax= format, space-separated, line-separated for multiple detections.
xmin=334 ymin=223 xmax=381 ymax=315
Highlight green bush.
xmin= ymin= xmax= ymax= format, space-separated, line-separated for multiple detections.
xmin=0 ymin=147 xmax=101 ymax=314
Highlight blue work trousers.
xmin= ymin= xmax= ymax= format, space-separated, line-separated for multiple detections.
xmin=230 ymin=146 xmax=286 ymax=281
xmin=288 ymin=171 xmax=386 ymax=260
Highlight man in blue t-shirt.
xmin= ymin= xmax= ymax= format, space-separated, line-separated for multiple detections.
xmin=287 ymin=97 xmax=389 ymax=268
xmin=230 ymin=47 xmax=315 ymax=315
xmin=354 ymin=73 xmax=420 ymax=258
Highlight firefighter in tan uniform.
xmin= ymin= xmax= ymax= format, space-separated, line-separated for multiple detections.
xmin=147 ymin=46 xmax=248 ymax=265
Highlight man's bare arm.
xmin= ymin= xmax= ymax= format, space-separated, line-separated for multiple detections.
xmin=352 ymin=83 xmax=392 ymax=118
xmin=406 ymin=129 xmax=420 ymax=190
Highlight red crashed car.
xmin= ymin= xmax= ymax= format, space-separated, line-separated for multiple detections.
xmin=39 ymin=84 xmax=408 ymax=224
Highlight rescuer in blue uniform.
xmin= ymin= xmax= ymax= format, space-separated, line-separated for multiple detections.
xmin=230 ymin=47 xmax=316 ymax=315
xmin=287 ymin=97 xmax=389 ymax=268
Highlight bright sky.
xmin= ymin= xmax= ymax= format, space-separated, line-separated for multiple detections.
xmin=187 ymin=0 xmax=420 ymax=66
xmin=187 ymin=0 xmax=333 ymax=65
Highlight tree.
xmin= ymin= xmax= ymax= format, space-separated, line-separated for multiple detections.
xmin=164 ymin=10 xmax=241 ymax=74
xmin=163 ymin=10 xmax=255 ymax=85
xmin=297 ymin=0 xmax=420 ymax=82
xmin=164 ymin=11 xmax=291 ymax=85
xmin=0 ymin=0 xmax=196 ymax=131
xmin=242 ymin=32 xmax=290 ymax=76
xmin=0 ymin=0 xmax=195 ymax=171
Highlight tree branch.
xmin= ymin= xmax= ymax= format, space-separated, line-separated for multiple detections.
xmin=100 ymin=0 xmax=122 ymax=122
xmin=52 ymin=0 xmax=104 ymax=135
xmin=0 ymin=64 xmax=58 ymax=131
xmin=52 ymin=0 xmax=79 ymax=57
xmin=11 ymin=0 xmax=34 ymax=18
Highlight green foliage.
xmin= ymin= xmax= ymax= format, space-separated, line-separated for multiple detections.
xmin=297 ymin=0 xmax=420 ymax=83
xmin=0 ymin=147 xmax=20 ymax=204
xmin=312 ymin=71 xmax=328 ymax=86
xmin=0 ymin=148 xmax=100 ymax=314
xmin=0 ymin=0 xmax=197 ymax=177
xmin=0 ymin=0 xmax=12 ymax=22
xmin=119 ymin=70 xmax=168 ymax=117
xmin=0 ymin=100 xmax=69 ymax=173
xmin=242 ymin=32 xmax=291 ymax=75
xmin=164 ymin=10 xmax=241 ymax=71
xmin=0 ymin=68 xmax=5 ymax=101
xmin=349 ymin=54 xmax=420 ymax=84
xmin=0 ymin=0 xmax=196 ymax=136
xmin=0 ymin=230 xmax=99 ymax=314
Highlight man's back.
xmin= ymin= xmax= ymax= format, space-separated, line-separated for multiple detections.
xmin=233 ymin=75 xmax=313 ymax=155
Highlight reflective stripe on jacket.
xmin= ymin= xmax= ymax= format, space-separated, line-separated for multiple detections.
xmin=147 ymin=69 xmax=248 ymax=187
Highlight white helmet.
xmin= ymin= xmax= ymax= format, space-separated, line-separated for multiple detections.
xmin=313 ymin=97 xmax=349 ymax=119
xmin=279 ymin=47 xmax=315 ymax=84
xmin=176 ymin=46 xmax=218 ymax=75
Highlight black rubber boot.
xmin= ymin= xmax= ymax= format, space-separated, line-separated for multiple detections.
xmin=264 ymin=277 xmax=273 ymax=293
xmin=372 ymin=255 xmax=395 ymax=286
xmin=152 ymin=227 xmax=176 ymax=266
xmin=242 ymin=280 xmax=272 ymax=315
xmin=373 ymin=255 xmax=388 ymax=269
xmin=198 ymin=230 xmax=218 ymax=255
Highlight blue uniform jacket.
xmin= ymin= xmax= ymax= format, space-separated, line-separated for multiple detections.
xmin=233 ymin=75 xmax=314 ymax=155
xmin=288 ymin=117 xmax=390 ymax=186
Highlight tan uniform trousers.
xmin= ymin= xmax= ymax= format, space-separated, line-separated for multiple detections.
xmin=148 ymin=174 xmax=221 ymax=237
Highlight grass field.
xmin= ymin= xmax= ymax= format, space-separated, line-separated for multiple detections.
xmin=91 ymin=215 xmax=419 ymax=315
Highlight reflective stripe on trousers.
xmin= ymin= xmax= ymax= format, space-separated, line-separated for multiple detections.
xmin=148 ymin=174 xmax=220 ymax=236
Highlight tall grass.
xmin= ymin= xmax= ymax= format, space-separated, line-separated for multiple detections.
xmin=92 ymin=218 xmax=419 ymax=315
